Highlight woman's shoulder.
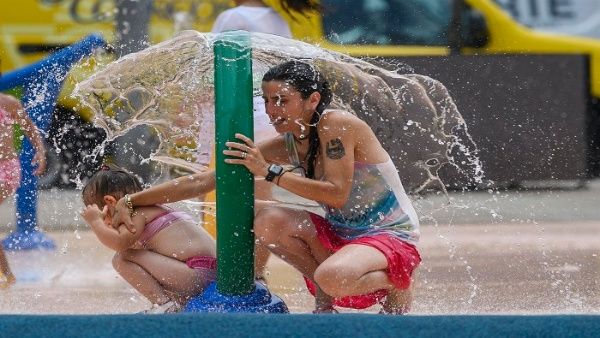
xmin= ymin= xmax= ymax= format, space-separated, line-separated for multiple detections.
xmin=319 ymin=110 xmax=365 ymax=131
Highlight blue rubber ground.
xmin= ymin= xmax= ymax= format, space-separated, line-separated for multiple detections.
xmin=1 ymin=314 xmax=598 ymax=338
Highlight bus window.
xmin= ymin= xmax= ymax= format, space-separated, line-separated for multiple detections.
xmin=322 ymin=0 xmax=452 ymax=45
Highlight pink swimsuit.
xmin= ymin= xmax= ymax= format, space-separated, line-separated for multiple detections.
xmin=0 ymin=108 xmax=20 ymax=194
xmin=0 ymin=107 xmax=13 ymax=125
xmin=137 ymin=207 xmax=217 ymax=283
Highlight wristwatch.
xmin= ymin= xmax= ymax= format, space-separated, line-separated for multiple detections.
xmin=265 ymin=164 xmax=284 ymax=182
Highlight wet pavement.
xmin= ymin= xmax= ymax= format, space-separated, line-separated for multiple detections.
xmin=0 ymin=180 xmax=599 ymax=314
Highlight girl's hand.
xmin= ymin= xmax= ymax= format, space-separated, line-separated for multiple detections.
xmin=112 ymin=197 xmax=137 ymax=233
xmin=223 ymin=133 xmax=270 ymax=177
xmin=32 ymin=148 xmax=47 ymax=176
xmin=81 ymin=204 xmax=107 ymax=225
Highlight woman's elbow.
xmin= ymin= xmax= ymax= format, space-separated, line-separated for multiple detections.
xmin=327 ymin=195 xmax=348 ymax=209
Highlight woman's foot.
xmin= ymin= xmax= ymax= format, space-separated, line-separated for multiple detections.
xmin=314 ymin=286 xmax=336 ymax=313
xmin=380 ymin=287 xmax=413 ymax=315
xmin=313 ymin=306 xmax=338 ymax=314
xmin=0 ymin=271 xmax=16 ymax=289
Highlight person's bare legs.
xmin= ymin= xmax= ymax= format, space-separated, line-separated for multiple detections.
xmin=314 ymin=244 xmax=415 ymax=314
xmin=253 ymin=183 xmax=276 ymax=282
xmin=0 ymin=187 xmax=16 ymax=289
xmin=254 ymin=206 xmax=335 ymax=311
xmin=113 ymin=249 xmax=209 ymax=306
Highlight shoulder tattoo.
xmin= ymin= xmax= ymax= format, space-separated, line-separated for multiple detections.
xmin=326 ymin=138 xmax=346 ymax=160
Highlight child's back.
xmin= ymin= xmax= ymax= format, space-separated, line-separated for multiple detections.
xmin=131 ymin=205 xmax=215 ymax=260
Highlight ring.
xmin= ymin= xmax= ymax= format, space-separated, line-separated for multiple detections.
xmin=242 ymin=152 xmax=247 ymax=158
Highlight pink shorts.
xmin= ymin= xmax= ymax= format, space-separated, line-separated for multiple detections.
xmin=0 ymin=158 xmax=21 ymax=194
xmin=186 ymin=255 xmax=217 ymax=284
xmin=305 ymin=213 xmax=421 ymax=309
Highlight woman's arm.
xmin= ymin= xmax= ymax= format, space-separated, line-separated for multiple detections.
xmin=225 ymin=113 xmax=357 ymax=208
xmin=113 ymin=170 xmax=216 ymax=232
xmin=275 ymin=115 xmax=356 ymax=208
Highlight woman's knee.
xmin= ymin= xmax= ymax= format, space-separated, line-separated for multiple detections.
xmin=313 ymin=260 xmax=356 ymax=298
xmin=253 ymin=207 xmax=292 ymax=244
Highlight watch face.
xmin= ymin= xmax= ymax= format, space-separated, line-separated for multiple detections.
xmin=270 ymin=164 xmax=284 ymax=175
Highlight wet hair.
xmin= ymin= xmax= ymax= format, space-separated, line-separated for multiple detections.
xmin=82 ymin=164 xmax=143 ymax=208
xmin=262 ymin=60 xmax=333 ymax=178
xmin=280 ymin=0 xmax=321 ymax=17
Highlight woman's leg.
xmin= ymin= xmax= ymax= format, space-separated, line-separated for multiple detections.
xmin=112 ymin=249 xmax=207 ymax=305
xmin=314 ymin=244 xmax=415 ymax=314
xmin=254 ymin=207 xmax=335 ymax=310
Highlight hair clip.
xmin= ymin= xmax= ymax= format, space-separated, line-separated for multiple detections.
xmin=100 ymin=164 xmax=110 ymax=171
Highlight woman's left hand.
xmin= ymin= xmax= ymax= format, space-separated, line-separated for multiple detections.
xmin=223 ymin=133 xmax=269 ymax=177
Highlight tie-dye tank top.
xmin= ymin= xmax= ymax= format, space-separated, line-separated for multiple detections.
xmin=284 ymin=132 xmax=420 ymax=244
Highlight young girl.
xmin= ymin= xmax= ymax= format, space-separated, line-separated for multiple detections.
xmin=0 ymin=93 xmax=46 ymax=289
xmin=80 ymin=164 xmax=216 ymax=313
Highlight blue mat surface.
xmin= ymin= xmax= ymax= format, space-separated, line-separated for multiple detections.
xmin=2 ymin=314 xmax=599 ymax=337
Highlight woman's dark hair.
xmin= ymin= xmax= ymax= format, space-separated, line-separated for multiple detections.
xmin=262 ymin=60 xmax=333 ymax=178
xmin=280 ymin=0 xmax=321 ymax=17
xmin=82 ymin=164 xmax=143 ymax=207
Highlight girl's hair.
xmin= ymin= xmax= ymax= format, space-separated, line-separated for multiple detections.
xmin=262 ymin=60 xmax=333 ymax=178
xmin=280 ymin=0 xmax=321 ymax=17
xmin=82 ymin=164 xmax=143 ymax=207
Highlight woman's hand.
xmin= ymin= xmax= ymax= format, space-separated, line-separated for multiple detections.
xmin=223 ymin=133 xmax=270 ymax=177
xmin=112 ymin=197 xmax=136 ymax=233
xmin=80 ymin=204 xmax=107 ymax=225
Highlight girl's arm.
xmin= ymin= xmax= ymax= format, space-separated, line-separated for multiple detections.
xmin=81 ymin=204 xmax=144 ymax=251
xmin=6 ymin=97 xmax=46 ymax=174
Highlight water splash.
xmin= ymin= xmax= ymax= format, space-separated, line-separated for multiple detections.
xmin=73 ymin=31 xmax=483 ymax=196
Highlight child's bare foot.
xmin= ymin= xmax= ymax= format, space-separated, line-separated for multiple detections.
xmin=0 ymin=272 xmax=16 ymax=289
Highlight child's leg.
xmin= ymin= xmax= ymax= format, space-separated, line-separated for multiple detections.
xmin=0 ymin=186 xmax=16 ymax=288
xmin=113 ymin=249 xmax=207 ymax=305
xmin=0 ymin=245 xmax=15 ymax=289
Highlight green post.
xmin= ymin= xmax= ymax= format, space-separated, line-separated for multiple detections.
xmin=214 ymin=32 xmax=255 ymax=295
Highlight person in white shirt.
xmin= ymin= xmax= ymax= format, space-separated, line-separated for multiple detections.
xmin=211 ymin=0 xmax=319 ymax=37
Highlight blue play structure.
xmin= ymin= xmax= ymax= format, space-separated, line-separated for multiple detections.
xmin=0 ymin=34 xmax=106 ymax=250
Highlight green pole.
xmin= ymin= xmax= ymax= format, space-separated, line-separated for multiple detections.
xmin=214 ymin=32 xmax=255 ymax=295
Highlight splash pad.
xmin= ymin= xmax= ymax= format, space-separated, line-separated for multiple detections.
xmin=1 ymin=30 xmax=598 ymax=336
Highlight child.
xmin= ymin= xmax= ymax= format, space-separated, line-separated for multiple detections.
xmin=0 ymin=93 xmax=46 ymax=289
xmin=80 ymin=164 xmax=216 ymax=313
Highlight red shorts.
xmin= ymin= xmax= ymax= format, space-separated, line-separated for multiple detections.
xmin=305 ymin=213 xmax=421 ymax=309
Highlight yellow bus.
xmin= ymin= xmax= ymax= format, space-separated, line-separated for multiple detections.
xmin=1 ymin=0 xmax=598 ymax=185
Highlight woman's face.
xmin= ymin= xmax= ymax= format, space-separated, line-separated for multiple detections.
xmin=261 ymin=80 xmax=318 ymax=135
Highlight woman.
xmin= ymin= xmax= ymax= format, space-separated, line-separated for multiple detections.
xmin=113 ymin=61 xmax=420 ymax=314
